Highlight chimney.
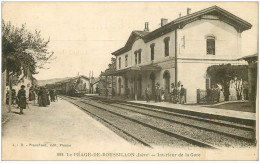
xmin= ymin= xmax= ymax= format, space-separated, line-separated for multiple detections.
xmin=144 ymin=22 xmax=149 ymax=32
xmin=161 ymin=18 xmax=168 ymax=27
xmin=187 ymin=8 xmax=191 ymax=15
xmin=179 ymin=12 xmax=182 ymax=18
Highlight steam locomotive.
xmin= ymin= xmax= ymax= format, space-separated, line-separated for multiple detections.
xmin=52 ymin=76 xmax=88 ymax=97
xmin=68 ymin=77 xmax=87 ymax=97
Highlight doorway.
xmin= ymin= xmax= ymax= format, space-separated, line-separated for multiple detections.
xmin=137 ymin=74 xmax=142 ymax=99
xmin=163 ymin=71 xmax=170 ymax=94
xmin=118 ymin=78 xmax=121 ymax=95
xmin=125 ymin=76 xmax=128 ymax=96
xmin=150 ymin=72 xmax=155 ymax=98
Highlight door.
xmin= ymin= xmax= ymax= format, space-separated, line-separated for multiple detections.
xmin=150 ymin=72 xmax=155 ymax=99
xmin=118 ymin=78 xmax=121 ymax=95
xmin=163 ymin=71 xmax=170 ymax=94
xmin=125 ymin=76 xmax=128 ymax=95
xmin=138 ymin=74 xmax=142 ymax=98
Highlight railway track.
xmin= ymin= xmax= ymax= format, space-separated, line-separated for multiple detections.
xmin=86 ymin=96 xmax=255 ymax=129
xmin=83 ymin=97 xmax=255 ymax=142
xmin=60 ymin=95 xmax=256 ymax=149
xmin=60 ymin=96 xmax=204 ymax=149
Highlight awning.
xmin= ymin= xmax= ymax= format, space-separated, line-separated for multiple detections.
xmin=101 ymin=67 xmax=141 ymax=76
xmin=239 ymin=54 xmax=258 ymax=61
xmin=140 ymin=63 xmax=162 ymax=71
xmin=101 ymin=63 xmax=162 ymax=76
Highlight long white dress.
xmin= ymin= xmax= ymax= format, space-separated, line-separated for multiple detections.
xmin=229 ymin=80 xmax=237 ymax=101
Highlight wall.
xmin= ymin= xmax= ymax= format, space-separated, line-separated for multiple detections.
xmin=116 ymin=30 xmax=176 ymax=70
xmin=131 ymin=38 xmax=147 ymax=66
xmin=116 ymin=49 xmax=132 ymax=70
xmin=175 ymin=17 xmax=244 ymax=103
xmin=146 ymin=31 xmax=176 ymax=64
xmin=178 ymin=60 xmax=247 ymax=103
xmin=178 ymin=17 xmax=241 ymax=59
xmin=115 ymin=31 xmax=177 ymax=97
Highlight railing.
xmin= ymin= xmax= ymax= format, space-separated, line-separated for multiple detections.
xmin=197 ymin=88 xmax=220 ymax=104
xmin=197 ymin=89 xmax=207 ymax=104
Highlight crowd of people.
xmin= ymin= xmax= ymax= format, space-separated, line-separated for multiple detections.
xmin=95 ymin=78 xmax=248 ymax=105
xmin=206 ymin=85 xmax=225 ymax=103
xmin=98 ymin=82 xmax=187 ymax=104
xmin=145 ymin=83 xmax=186 ymax=104
xmin=205 ymin=78 xmax=249 ymax=103
xmin=6 ymin=85 xmax=58 ymax=114
xmin=34 ymin=87 xmax=57 ymax=107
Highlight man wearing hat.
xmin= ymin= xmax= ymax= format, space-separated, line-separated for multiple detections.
xmin=145 ymin=84 xmax=151 ymax=102
xmin=180 ymin=85 xmax=185 ymax=104
xmin=155 ymin=83 xmax=161 ymax=102
xmin=17 ymin=85 xmax=27 ymax=114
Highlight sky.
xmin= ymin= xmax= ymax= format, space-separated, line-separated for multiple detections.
xmin=2 ymin=2 xmax=258 ymax=80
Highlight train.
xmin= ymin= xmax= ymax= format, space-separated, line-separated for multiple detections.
xmin=69 ymin=79 xmax=87 ymax=97
xmin=45 ymin=76 xmax=90 ymax=97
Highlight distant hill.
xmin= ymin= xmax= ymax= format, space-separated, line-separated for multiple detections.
xmin=37 ymin=77 xmax=71 ymax=86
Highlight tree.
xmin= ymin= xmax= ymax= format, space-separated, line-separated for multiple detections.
xmin=99 ymin=57 xmax=116 ymax=94
xmin=2 ymin=20 xmax=54 ymax=111
xmin=103 ymin=57 xmax=116 ymax=74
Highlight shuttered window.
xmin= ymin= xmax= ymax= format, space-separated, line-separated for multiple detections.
xmin=134 ymin=51 xmax=138 ymax=65
xmin=150 ymin=43 xmax=155 ymax=61
xmin=164 ymin=37 xmax=170 ymax=57
xmin=125 ymin=55 xmax=128 ymax=67
xmin=206 ymin=36 xmax=215 ymax=55
xmin=118 ymin=57 xmax=121 ymax=69
xmin=138 ymin=49 xmax=142 ymax=64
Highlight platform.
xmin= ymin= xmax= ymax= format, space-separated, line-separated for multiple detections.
xmin=128 ymin=101 xmax=256 ymax=121
xmin=2 ymin=98 xmax=133 ymax=160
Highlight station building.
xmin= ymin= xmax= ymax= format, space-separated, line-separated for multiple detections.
xmin=107 ymin=6 xmax=252 ymax=103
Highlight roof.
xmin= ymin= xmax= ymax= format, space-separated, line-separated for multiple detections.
xmin=134 ymin=31 xmax=150 ymax=37
xmin=101 ymin=67 xmax=141 ymax=76
xmin=239 ymin=53 xmax=258 ymax=61
xmin=112 ymin=5 xmax=252 ymax=56
xmin=101 ymin=63 xmax=162 ymax=76
xmin=112 ymin=31 xmax=150 ymax=56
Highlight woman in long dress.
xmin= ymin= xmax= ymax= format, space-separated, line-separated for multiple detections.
xmin=38 ymin=87 xmax=43 ymax=107
xmin=29 ymin=87 xmax=35 ymax=105
xmin=229 ymin=80 xmax=237 ymax=101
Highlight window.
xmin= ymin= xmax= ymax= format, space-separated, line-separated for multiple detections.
xmin=134 ymin=51 xmax=138 ymax=65
xmin=150 ymin=43 xmax=155 ymax=61
xmin=118 ymin=57 xmax=121 ymax=69
xmin=138 ymin=49 xmax=142 ymax=64
xmin=125 ymin=55 xmax=128 ymax=67
xmin=206 ymin=36 xmax=215 ymax=55
xmin=164 ymin=37 xmax=170 ymax=57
